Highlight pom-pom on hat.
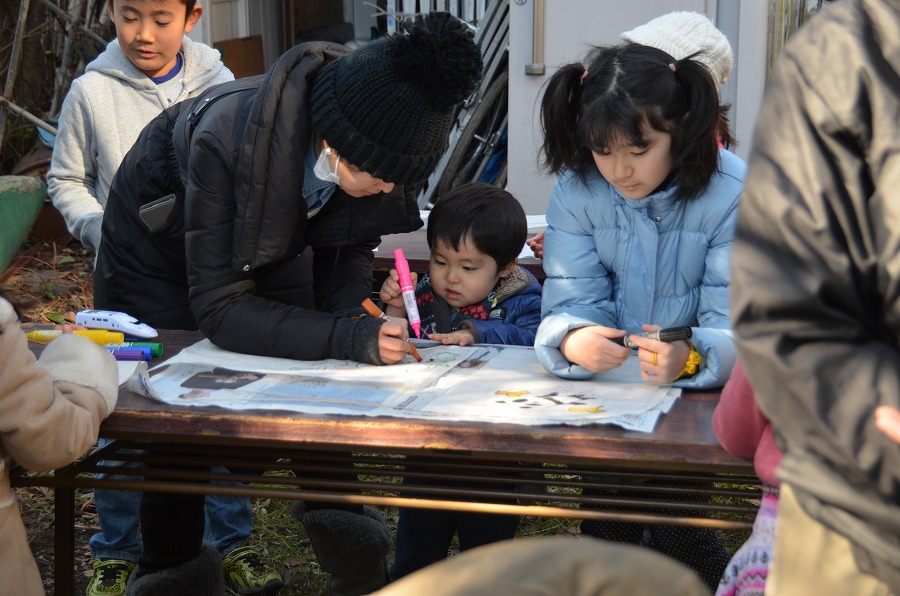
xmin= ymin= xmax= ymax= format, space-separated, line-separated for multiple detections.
xmin=311 ymin=12 xmax=482 ymax=186
xmin=621 ymin=11 xmax=733 ymax=85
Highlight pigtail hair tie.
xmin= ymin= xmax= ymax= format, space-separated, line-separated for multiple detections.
xmin=580 ymin=70 xmax=589 ymax=84
xmin=668 ymin=62 xmax=677 ymax=73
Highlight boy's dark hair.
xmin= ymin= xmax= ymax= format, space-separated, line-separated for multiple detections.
xmin=426 ymin=183 xmax=527 ymax=270
xmin=107 ymin=0 xmax=198 ymax=19
xmin=540 ymin=43 xmax=723 ymax=201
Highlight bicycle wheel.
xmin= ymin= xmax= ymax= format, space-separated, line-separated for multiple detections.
xmin=433 ymin=68 xmax=509 ymax=203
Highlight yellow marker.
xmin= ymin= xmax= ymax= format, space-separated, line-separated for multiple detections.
xmin=495 ymin=390 xmax=529 ymax=397
xmin=25 ymin=329 xmax=126 ymax=345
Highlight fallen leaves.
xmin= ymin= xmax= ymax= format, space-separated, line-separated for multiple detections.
xmin=1 ymin=236 xmax=93 ymax=323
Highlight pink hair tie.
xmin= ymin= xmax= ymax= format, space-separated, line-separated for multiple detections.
xmin=580 ymin=70 xmax=589 ymax=82
xmin=668 ymin=62 xmax=677 ymax=73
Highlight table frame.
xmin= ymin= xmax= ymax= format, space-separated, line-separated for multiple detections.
xmin=13 ymin=330 xmax=758 ymax=594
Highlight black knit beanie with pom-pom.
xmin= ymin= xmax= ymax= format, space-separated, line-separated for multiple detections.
xmin=311 ymin=11 xmax=482 ymax=186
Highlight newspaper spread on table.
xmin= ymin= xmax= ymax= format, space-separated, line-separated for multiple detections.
xmin=126 ymin=339 xmax=680 ymax=432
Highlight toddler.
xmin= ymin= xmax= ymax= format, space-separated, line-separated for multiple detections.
xmin=380 ymin=182 xmax=541 ymax=579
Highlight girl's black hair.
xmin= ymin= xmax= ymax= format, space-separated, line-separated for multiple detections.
xmin=540 ymin=43 xmax=724 ymax=201
xmin=427 ymin=183 xmax=527 ymax=270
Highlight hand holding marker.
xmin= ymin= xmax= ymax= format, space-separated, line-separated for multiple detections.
xmin=611 ymin=326 xmax=692 ymax=348
xmin=393 ymin=248 xmax=421 ymax=339
xmin=361 ymin=298 xmax=422 ymax=362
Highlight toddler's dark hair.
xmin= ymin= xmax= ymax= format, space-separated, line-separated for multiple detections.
xmin=427 ymin=183 xmax=527 ymax=270
xmin=540 ymin=43 xmax=724 ymax=201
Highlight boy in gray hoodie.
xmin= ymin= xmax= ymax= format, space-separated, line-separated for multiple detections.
xmin=48 ymin=0 xmax=232 ymax=255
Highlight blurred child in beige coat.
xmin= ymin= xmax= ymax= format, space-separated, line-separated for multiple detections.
xmin=0 ymin=296 xmax=118 ymax=594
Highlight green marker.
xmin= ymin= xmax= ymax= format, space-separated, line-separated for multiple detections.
xmin=106 ymin=341 xmax=164 ymax=358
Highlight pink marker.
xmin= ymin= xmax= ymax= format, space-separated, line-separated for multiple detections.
xmin=393 ymin=248 xmax=421 ymax=338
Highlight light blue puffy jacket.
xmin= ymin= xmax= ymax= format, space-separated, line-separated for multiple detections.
xmin=535 ymin=149 xmax=745 ymax=389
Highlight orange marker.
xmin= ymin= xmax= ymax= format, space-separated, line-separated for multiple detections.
xmin=361 ymin=298 xmax=422 ymax=362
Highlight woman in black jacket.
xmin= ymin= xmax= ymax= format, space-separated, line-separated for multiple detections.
xmin=96 ymin=12 xmax=481 ymax=595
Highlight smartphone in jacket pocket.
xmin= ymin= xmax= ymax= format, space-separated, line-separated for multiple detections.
xmin=138 ymin=194 xmax=176 ymax=232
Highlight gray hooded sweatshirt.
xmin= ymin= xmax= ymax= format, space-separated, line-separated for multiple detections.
xmin=48 ymin=37 xmax=233 ymax=252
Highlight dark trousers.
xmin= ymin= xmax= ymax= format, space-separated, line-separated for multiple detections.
xmin=390 ymin=470 xmax=521 ymax=581
xmin=138 ymin=452 xmax=365 ymax=570
xmin=139 ymin=488 xmax=206 ymax=570
xmin=391 ymin=507 xmax=521 ymax=580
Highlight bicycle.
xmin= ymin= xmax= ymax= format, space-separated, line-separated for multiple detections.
xmin=431 ymin=67 xmax=508 ymax=203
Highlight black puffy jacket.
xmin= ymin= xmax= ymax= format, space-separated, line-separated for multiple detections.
xmin=95 ymin=42 xmax=423 ymax=360
xmin=732 ymin=0 xmax=900 ymax=588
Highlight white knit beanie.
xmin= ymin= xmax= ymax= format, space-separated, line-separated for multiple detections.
xmin=621 ymin=11 xmax=733 ymax=85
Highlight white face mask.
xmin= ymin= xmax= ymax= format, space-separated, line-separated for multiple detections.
xmin=313 ymin=147 xmax=341 ymax=184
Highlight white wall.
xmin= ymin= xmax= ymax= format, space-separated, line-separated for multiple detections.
xmin=507 ymin=0 xmax=768 ymax=215
xmin=196 ymin=0 xmax=770 ymax=215
xmin=195 ymin=0 xmax=282 ymax=71
xmin=248 ymin=0 xmax=284 ymax=68
xmin=728 ymin=1 xmax=768 ymax=160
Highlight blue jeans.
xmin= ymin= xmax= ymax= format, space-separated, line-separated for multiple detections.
xmin=88 ymin=439 xmax=254 ymax=562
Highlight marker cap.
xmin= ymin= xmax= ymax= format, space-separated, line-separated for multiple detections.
xmin=393 ymin=249 xmax=413 ymax=289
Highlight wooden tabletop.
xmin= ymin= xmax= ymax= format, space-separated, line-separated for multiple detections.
xmin=100 ymin=330 xmax=750 ymax=474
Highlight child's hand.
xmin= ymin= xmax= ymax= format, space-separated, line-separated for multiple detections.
xmin=626 ymin=324 xmax=691 ymax=384
xmin=428 ymin=329 xmax=476 ymax=346
xmin=560 ymin=325 xmax=630 ymax=373
xmin=379 ymin=269 xmax=418 ymax=317
xmin=58 ymin=324 xmax=87 ymax=333
xmin=377 ymin=318 xmax=412 ymax=364
xmin=875 ymin=406 xmax=900 ymax=443
xmin=527 ymin=230 xmax=545 ymax=259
